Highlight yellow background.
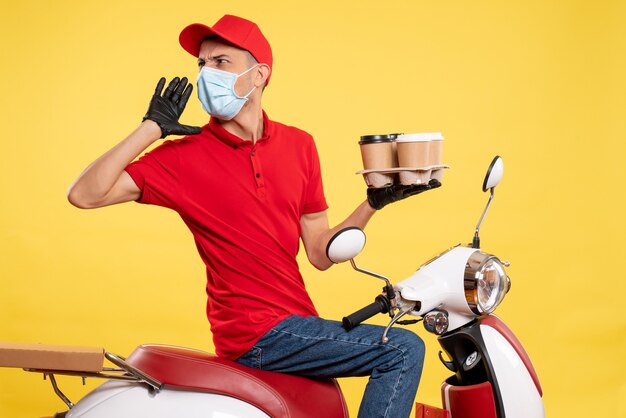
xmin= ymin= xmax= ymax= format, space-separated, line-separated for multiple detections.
xmin=1 ymin=0 xmax=625 ymax=417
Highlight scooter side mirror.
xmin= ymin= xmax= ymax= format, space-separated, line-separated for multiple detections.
xmin=326 ymin=227 xmax=366 ymax=263
xmin=473 ymin=156 xmax=504 ymax=249
xmin=482 ymin=156 xmax=504 ymax=192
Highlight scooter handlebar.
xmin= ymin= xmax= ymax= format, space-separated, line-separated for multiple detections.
xmin=342 ymin=295 xmax=391 ymax=331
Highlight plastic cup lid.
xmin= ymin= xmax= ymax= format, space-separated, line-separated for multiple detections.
xmin=395 ymin=132 xmax=444 ymax=142
xmin=359 ymin=134 xmax=395 ymax=144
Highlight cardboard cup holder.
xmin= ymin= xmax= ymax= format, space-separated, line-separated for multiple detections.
xmin=399 ymin=168 xmax=431 ymax=185
xmin=431 ymin=166 xmax=445 ymax=182
xmin=358 ymin=132 xmax=448 ymax=188
xmin=358 ymin=165 xmax=450 ymax=187
xmin=363 ymin=171 xmax=396 ymax=188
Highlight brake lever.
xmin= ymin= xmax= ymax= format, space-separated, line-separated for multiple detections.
xmin=381 ymin=307 xmax=413 ymax=344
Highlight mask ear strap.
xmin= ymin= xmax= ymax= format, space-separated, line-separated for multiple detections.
xmin=237 ymin=64 xmax=260 ymax=78
xmin=239 ymin=85 xmax=257 ymax=99
xmin=234 ymin=64 xmax=260 ymax=99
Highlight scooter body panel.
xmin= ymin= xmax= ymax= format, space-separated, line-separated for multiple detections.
xmin=480 ymin=324 xmax=544 ymax=418
xmin=67 ymin=380 xmax=270 ymax=418
xmin=481 ymin=315 xmax=542 ymax=396
xmin=396 ymin=246 xmax=478 ymax=330
xmin=437 ymin=316 xmax=544 ymax=418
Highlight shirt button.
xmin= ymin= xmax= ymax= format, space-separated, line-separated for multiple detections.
xmin=233 ymin=145 xmax=238 ymax=149
xmin=256 ymin=173 xmax=261 ymax=178
xmin=251 ymin=151 xmax=255 ymax=156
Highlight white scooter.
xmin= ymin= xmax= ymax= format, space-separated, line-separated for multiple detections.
xmin=2 ymin=156 xmax=544 ymax=418
xmin=329 ymin=155 xmax=544 ymax=418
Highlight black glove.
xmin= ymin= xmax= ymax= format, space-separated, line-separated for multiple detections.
xmin=367 ymin=179 xmax=442 ymax=210
xmin=143 ymin=77 xmax=202 ymax=138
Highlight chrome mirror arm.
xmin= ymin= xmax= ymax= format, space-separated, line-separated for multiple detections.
xmin=350 ymin=259 xmax=392 ymax=289
xmin=472 ymin=188 xmax=494 ymax=249
xmin=350 ymin=259 xmax=397 ymax=310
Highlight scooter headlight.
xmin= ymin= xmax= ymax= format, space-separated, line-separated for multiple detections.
xmin=464 ymin=251 xmax=510 ymax=314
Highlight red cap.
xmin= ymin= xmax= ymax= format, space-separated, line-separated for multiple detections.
xmin=179 ymin=15 xmax=273 ymax=82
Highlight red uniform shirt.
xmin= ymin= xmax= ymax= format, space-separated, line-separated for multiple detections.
xmin=125 ymin=112 xmax=328 ymax=359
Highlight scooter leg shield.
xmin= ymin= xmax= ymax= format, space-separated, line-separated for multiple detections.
xmin=441 ymin=380 xmax=497 ymax=418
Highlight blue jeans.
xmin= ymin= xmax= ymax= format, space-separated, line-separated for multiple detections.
xmin=235 ymin=315 xmax=425 ymax=418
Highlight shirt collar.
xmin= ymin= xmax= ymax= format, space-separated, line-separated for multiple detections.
xmin=205 ymin=111 xmax=271 ymax=147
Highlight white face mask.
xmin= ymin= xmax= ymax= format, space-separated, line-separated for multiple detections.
xmin=196 ymin=65 xmax=258 ymax=120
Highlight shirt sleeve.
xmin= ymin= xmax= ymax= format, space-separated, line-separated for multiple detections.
xmin=124 ymin=140 xmax=181 ymax=211
xmin=302 ymin=136 xmax=328 ymax=214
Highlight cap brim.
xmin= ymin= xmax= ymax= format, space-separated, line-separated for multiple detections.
xmin=179 ymin=23 xmax=238 ymax=58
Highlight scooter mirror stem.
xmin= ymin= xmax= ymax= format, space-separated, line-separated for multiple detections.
xmin=472 ymin=234 xmax=480 ymax=249
xmin=350 ymin=259 xmax=396 ymax=301
xmin=350 ymin=259 xmax=391 ymax=287
xmin=472 ymin=188 xmax=495 ymax=249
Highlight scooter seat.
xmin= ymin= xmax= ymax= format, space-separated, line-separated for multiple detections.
xmin=126 ymin=344 xmax=348 ymax=418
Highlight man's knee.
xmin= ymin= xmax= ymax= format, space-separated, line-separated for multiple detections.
xmin=388 ymin=328 xmax=425 ymax=367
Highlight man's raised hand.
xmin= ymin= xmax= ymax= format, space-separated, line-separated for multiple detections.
xmin=143 ymin=77 xmax=202 ymax=138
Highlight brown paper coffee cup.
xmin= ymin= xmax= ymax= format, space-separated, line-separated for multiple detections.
xmin=395 ymin=133 xmax=431 ymax=185
xmin=359 ymin=135 xmax=395 ymax=187
xmin=396 ymin=134 xmax=431 ymax=168
xmin=426 ymin=133 xmax=444 ymax=166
